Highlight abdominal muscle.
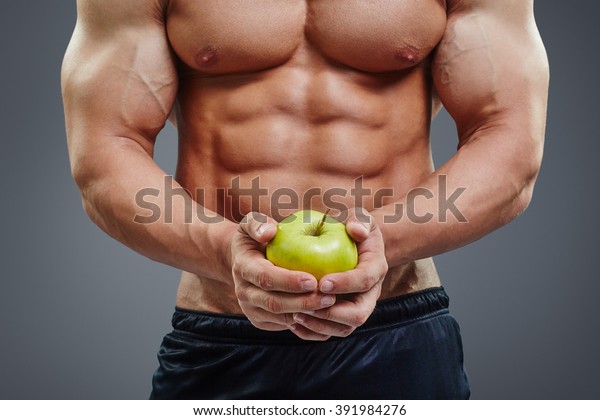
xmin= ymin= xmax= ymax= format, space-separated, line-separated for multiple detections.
xmin=172 ymin=43 xmax=442 ymax=314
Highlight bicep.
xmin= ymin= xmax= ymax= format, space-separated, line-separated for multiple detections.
xmin=432 ymin=0 xmax=549 ymax=145
xmin=62 ymin=0 xmax=178 ymax=159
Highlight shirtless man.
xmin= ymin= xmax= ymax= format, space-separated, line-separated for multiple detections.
xmin=62 ymin=0 xmax=548 ymax=399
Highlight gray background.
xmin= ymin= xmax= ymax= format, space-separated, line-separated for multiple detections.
xmin=0 ymin=1 xmax=598 ymax=400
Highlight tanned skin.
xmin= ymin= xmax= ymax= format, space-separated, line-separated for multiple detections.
xmin=62 ymin=0 xmax=548 ymax=341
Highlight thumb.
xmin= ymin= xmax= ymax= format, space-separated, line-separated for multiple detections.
xmin=239 ymin=212 xmax=278 ymax=243
xmin=345 ymin=208 xmax=374 ymax=242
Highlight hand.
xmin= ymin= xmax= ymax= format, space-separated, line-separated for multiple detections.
xmin=288 ymin=208 xmax=389 ymax=341
xmin=231 ymin=212 xmax=337 ymax=332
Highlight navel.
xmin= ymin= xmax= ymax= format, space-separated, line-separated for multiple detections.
xmin=196 ymin=46 xmax=220 ymax=68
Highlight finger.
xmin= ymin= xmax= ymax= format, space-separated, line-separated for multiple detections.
xmin=292 ymin=313 xmax=355 ymax=338
xmin=238 ymin=211 xmax=278 ymax=244
xmin=242 ymin=307 xmax=296 ymax=328
xmin=288 ymin=323 xmax=331 ymax=341
xmin=344 ymin=207 xmax=374 ymax=243
xmin=319 ymin=260 xmax=387 ymax=294
xmin=249 ymin=320 xmax=290 ymax=332
xmin=308 ymin=284 xmax=382 ymax=327
xmin=233 ymin=257 xmax=318 ymax=293
xmin=239 ymin=286 xmax=336 ymax=314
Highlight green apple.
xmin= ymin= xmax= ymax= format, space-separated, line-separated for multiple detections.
xmin=266 ymin=209 xmax=358 ymax=280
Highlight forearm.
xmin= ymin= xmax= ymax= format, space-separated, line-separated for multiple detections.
xmin=73 ymin=137 xmax=237 ymax=281
xmin=373 ymin=129 xmax=542 ymax=267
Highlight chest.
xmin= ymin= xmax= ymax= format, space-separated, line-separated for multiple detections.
xmin=166 ymin=0 xmax=447 ymax=74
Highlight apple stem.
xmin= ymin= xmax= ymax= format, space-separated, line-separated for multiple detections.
xmin=314 ymin=209 xmax=331 ymax=236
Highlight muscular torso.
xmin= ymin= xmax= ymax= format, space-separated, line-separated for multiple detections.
xmin=167 ymin=0 xmax=447 ymax=313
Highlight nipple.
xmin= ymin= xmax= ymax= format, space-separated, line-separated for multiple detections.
xmin=196 ymin=46 xmax=219 ymax=68
xmin=395 ymin=46 xmax=420 ymax=66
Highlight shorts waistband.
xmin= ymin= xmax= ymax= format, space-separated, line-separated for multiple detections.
xmin=171 ymin=287 xmax=449 ymax=344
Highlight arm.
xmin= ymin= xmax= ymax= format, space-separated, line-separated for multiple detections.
xmin=62 ymin=0 xmax=235 ymax=281
xmin=374 ymin=0 xmax=549 ymax=265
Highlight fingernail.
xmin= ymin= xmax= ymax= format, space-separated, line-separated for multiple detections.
xmin=293 ymin=313 xmax=306 ymax=323
xmin=289 ymin=324 xmax=297 ymax=331
xmin=301 ymin=279 xmax=317 ymax=291
xmin=320 ymin=280 xmax=334 ymax=292
xmin=256 ymin=223 xmax=267 ymax=236
xmin=353 ymin=221 xmax=369 ymax=235
xmin=321 ymin=295 xmax=335 ymax=306
xmin=361 ymin=222 xmax=370 ymax=234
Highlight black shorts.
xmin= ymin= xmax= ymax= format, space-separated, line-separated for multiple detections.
xmin=150 ymin=287 xmax=470 ymax=399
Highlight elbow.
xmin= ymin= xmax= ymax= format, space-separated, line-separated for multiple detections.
xmin=499 ymin=179 xmax=536 ymax=227
xmin=70 ymin=160 xmax=95 ymax=207
xmin=69 ymin=148 xmax=107 ymax=202
xmin=74 ymin=177 xmax=101 ymax=227
xmin=508 ymin=158 xmax=542 ymax=220
xmin=69 ymin=159 xmax=105 ymax=227
xmin=513 ymin=182 xmax=535 ymax=218
xmin=510 ymin=130 xmax=545 ymax=218
xmin=76 ymin=179 xmax=112 ymax=236
xmin=80 ymin=194 xmax=101 ymax=228
xmin=70 ymin=161 xmax=90 ymax=195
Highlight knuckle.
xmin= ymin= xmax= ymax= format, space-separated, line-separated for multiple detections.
xmin=301 ymin=297 xmax=315 ymax=312
xmin=361 ymin=273 xmax=378 ymax=290
xmin=235 ymin=286 xmax=249 ymax=303
xmin=248 ymin=211 xmax=268 ymax=226
xmin=308 ymin=322 xmax=326 ymax=335
xmin=379 ymin=260 xmax=389 ymax=275
xmin=238 ymin=216 xmax=251 ymax=233
xmin=242 ymin=212 xmax=255 ymax=224
xmin=353 ymin=310 xmax=371 ymax=327
xmin=256 ymin=270 xmax=274 ymax=290
xmin=283 ymin=313 xmax=295 ymax=326
xmin=340 ymin=326 xmax=355 ymax=337
xmin=244 ymin=214 xmax=257 ymax=231
xmin=249 ymin=319 xmax=266 ymax=329
xmin=369 ymin=219 xmax=377 ymax=233
xmin=263 ymin=295 xmax=282 ymax=314
xmin=231 ymin=262 xmax=243 ymax=279
xmin=317 ymin=307 xmax=333 ymax=321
